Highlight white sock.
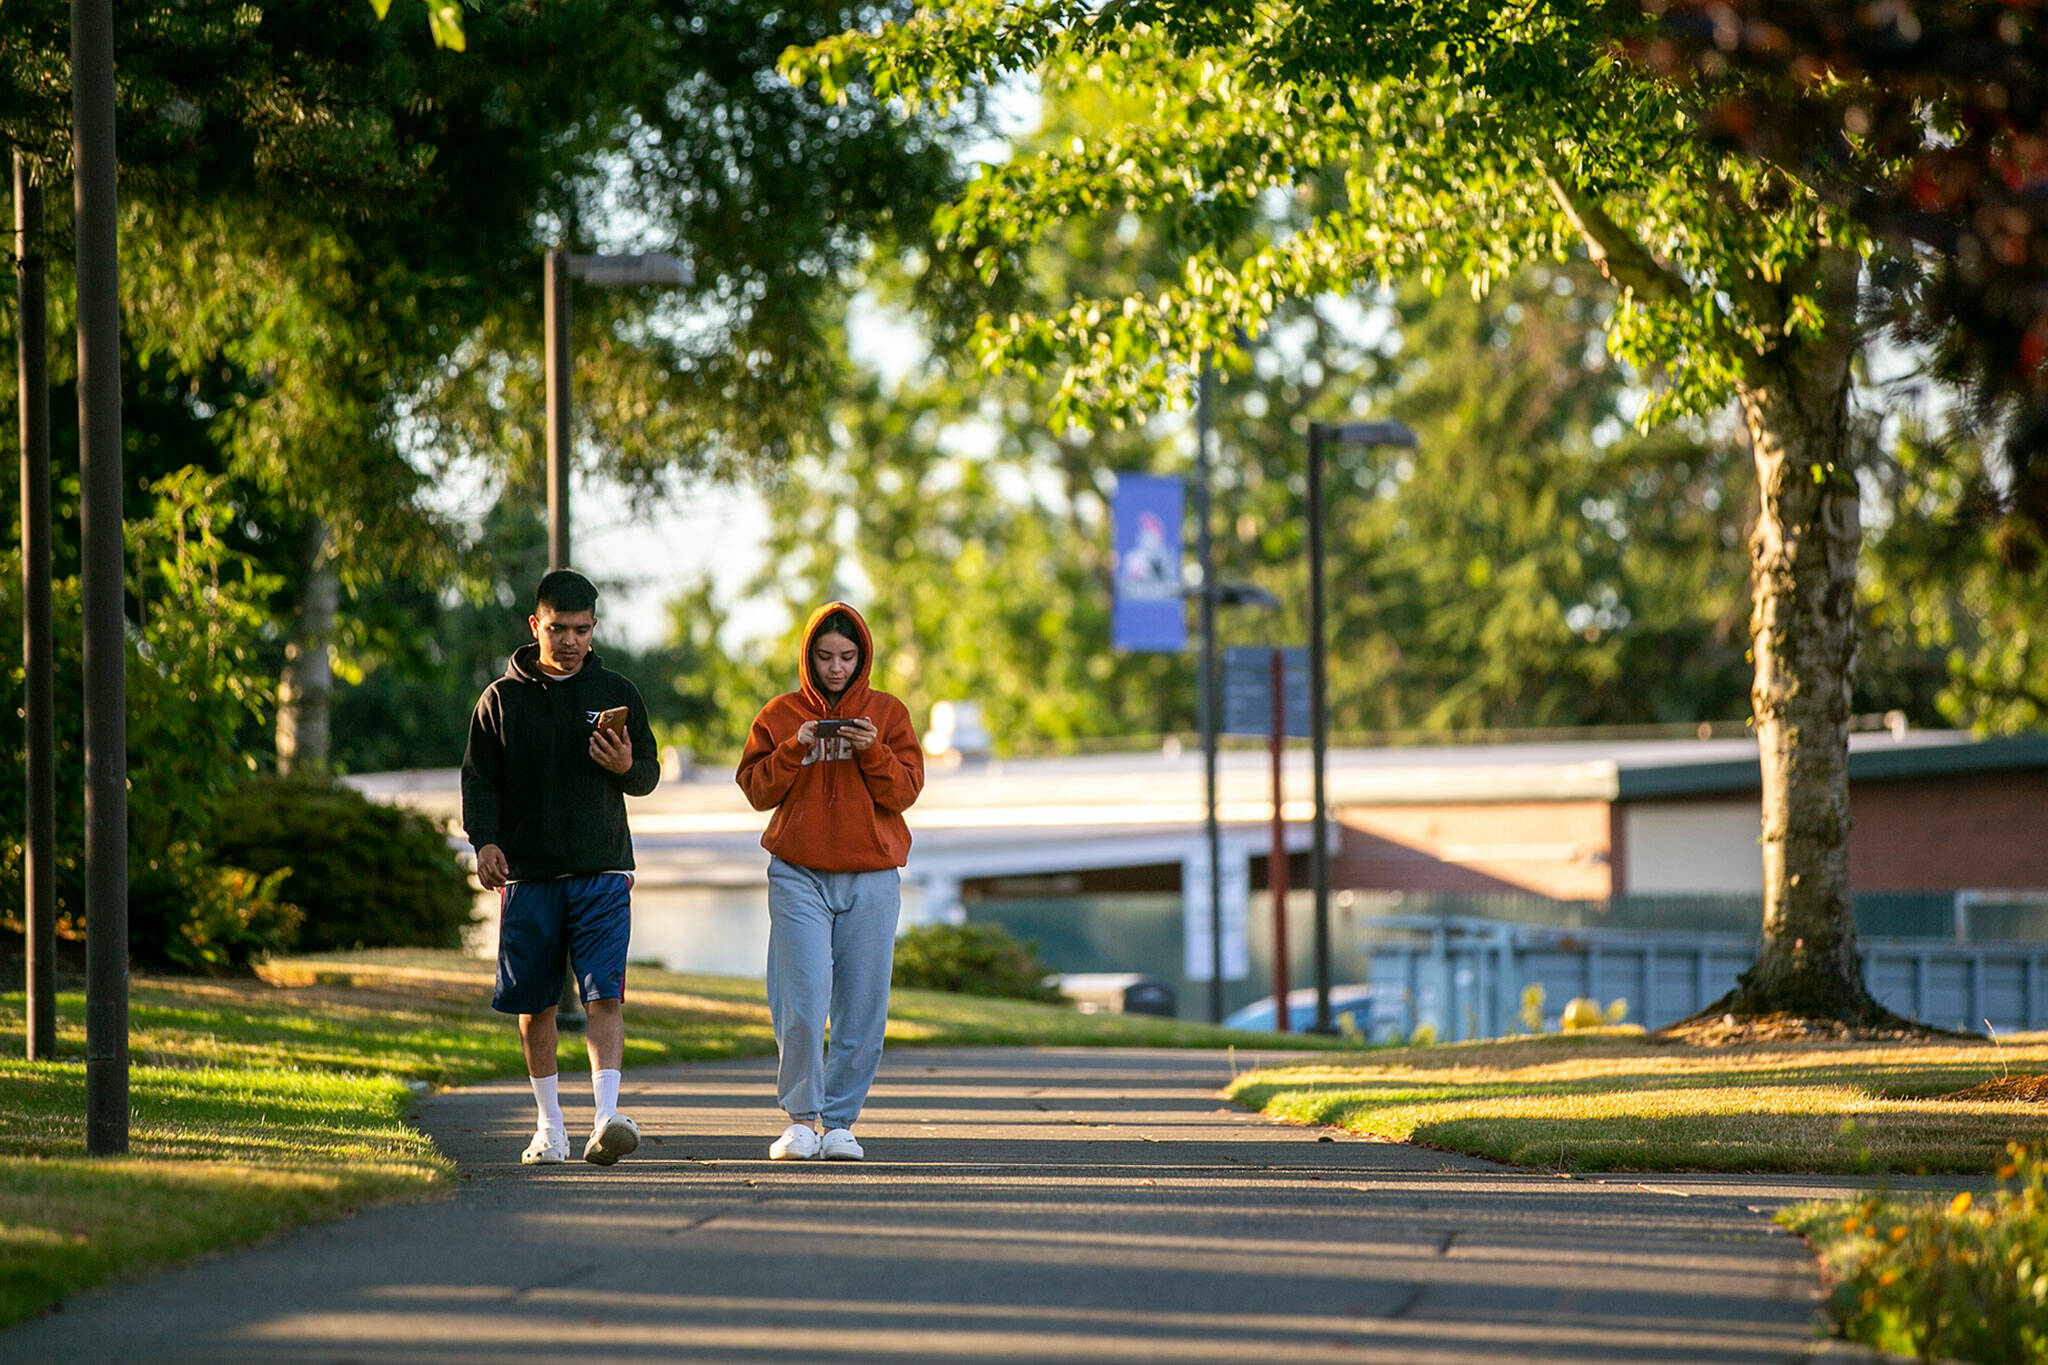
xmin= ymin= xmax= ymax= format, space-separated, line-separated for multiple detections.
xmin=530 ymin=1073 xmax=564 ymax=1134
xmin=593 ymin=1068 xmax=621 ymax=1123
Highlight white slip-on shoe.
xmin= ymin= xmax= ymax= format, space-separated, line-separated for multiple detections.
xmin=769 ymin=1122 xmax=821 ymax=1160
xmin=522 ymin=1126 xmax=569 ymax=1165
xmin=819 ymin=1127 xmax=863 ymax=1161
xmin=583 ymin=1113 xmax=639 ymax=1166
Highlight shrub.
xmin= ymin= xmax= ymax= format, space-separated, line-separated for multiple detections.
xmin=1787 ymin=1142 xmax=2048 ymax=1363
xmin=208 ymin=777 xmax=475 ymax=954
xmin=0 ymin=542 xmax=273 ymax=959
xmin=129 ymin=843 xmax=302 ymax=973
xmin=892 ymin=922 xmax=1067 ymax=1003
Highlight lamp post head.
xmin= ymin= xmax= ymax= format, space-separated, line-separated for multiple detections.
xmin=1216 ymin=581 xmax=1281 ymax=609
xmin=567 ymin=252 xmax=695 ymax=288
xmin=1312 ymin=419 xmax=1418 ymax=449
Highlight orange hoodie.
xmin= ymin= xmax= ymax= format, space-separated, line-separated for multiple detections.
xmin=735 ymin=602 xmax=925 ymax=871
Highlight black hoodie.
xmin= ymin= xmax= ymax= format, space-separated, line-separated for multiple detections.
xmin=461 ymin=643 xmax=660 ymax=882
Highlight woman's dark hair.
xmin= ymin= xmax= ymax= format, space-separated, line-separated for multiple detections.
xmin=535 ymin=569 xmax=598 ymax=615
xmin=809 ymin=609 xmax=864 ymax=689
xmin=813 ymin=609 xmax=861 ymax=646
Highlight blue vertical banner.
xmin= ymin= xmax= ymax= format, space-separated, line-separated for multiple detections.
xmin=1111 ymin=473 xmax=1187 ymax=652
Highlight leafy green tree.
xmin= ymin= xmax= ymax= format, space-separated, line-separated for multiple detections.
xmin=1215 ymin=270 xmax=1758 ymax=734
xmin=1640 ymin=1 xmax=2048 ymax=517
xmin=4 ymin=0 xmax=972 ymax=774
xmin=325 ymin=496 xmax=777 ymax=772
xmin=1861 ymin=425 xmax=2048 ymax=734
xmin=787 ymin=1 xmax=1901 ymax=1022
xmin=736 ymin=261 xmax=1756 ymax=756
xmin=698 ymin=84 xmax=1751 ymax=751
xmin=745 ymin=370 xmax=1196 ymax=749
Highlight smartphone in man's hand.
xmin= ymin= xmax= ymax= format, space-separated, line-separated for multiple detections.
xmin=595 ymin=706 xmax=629 ymax=737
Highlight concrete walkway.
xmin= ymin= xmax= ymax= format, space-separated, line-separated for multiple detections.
xmin=3 ymin=1048 xmax=1852 ymax=1363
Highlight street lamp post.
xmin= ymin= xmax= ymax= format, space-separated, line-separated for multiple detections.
xmin=540 ymin=248 xmax=692 ymax=1028
xmin=542 ymin=249 xmax=693 ymax=571
xmin=1193 ymin=580 xmax=1282 ymax=1024
xmin=74 ymin=0 xmax=129 ymax=1153
xmin=1192 ymin=364 xmax=1224 ymax=1022
xmin=1191 ymin=360 xmax=1286 ymax=1022
xmin=15 ymin=152 xmax=55 ymax=1061
xmin=1305 ymin=420 xmax=1416 ymax=1034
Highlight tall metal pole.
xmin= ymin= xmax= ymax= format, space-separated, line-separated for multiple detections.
xmin=1307 ymin=423 xmax=1332 ymax=1033
xmin=15 ymin=152 xmax=55 ymax=1060
xmin=1194 ymin=362 xmax=1224 ymax=1022
xmin=1268 ymin=647 xmax=1290 ymax=1033
xmin=542 ymin=249 xmax=587 ymax=1028
xmin=544 ymin=247 xmax=572 ymax=571
xmin=73 ymin=0 xmax=130 ymax=1151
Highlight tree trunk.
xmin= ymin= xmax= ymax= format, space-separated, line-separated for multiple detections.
xmin=1722 ymin=247 xmax=1887 ymax=1022
xmin=276 ymin=519 xmax=338 ymax=777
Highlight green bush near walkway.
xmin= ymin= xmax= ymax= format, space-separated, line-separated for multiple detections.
xmin=0 ymin=949 xmax=1319 ymax=1329
xmin=1782 ymin=1144 xmax=2048 ymax=1364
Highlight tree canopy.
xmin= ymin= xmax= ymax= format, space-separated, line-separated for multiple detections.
xmin=0 ymin=0 xmax=975 ymax=958
xmin=2 ymin=0 xmax=974 ymax=737
xmin=1641 ymin=0 xmax=2048 ymax=535
xmin=781 ymin=0 xmax=1924 ymax=1023
xmin=788 ymin=1 xmax=1862 ymax=428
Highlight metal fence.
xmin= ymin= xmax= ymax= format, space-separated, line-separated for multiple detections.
xmin=962 ymin=888 xmax=2048 ymax=1030
xmin=1360 ymin=914 xmax=2048 ymax=1041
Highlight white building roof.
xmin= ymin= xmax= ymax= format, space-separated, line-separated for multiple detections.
xmin=347 ymin=728 xmax=2030 ymax=891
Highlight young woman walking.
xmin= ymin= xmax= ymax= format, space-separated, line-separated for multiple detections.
xmin=736 ymin=602 xmax=925 ymax=1160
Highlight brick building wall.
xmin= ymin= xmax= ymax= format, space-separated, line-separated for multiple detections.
xmin=1323 ymin=772 xmax=2048 ymax=900
xmin=1330 ymin=800 xmax=1615 ymax=899
xmin=1848 ymin=773 xmax=2048 ymax=890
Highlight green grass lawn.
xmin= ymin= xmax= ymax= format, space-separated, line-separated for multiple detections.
xmin=1225 ymin=1027 xmax=2048 ymax=1174
xmin=1 ymin=948 xmax=1319 ymax=1328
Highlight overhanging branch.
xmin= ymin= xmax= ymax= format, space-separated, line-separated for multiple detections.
xmin=1540 ymin=169 xmax=1692 ymax=310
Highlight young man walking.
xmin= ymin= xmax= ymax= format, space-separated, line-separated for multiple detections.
xmin=462 ymin=569 xmax=661 ymax=1166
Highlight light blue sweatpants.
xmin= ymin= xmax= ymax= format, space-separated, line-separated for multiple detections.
xmin=766 ymin=856 xmax=901 ymax=1131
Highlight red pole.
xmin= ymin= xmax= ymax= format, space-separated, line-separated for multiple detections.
xmin=1269 ymin=647 xmax=1290 ymax=1031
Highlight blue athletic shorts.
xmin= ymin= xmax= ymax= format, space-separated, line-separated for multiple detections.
xmin=492 ymin=872 xmax=633 ymax=1015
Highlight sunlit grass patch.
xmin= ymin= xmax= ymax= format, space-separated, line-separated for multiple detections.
xmin=1226 ymin=1029 xmax=2048 ymax=1173
xmin=0 ymin=1051 xmax=447 ymax=1327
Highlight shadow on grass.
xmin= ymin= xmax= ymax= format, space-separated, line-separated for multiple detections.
xmin=1228 ymin=1032 xmax=2048 ymax=1174
xmin=1403 ymin=1111 xmax=2042 ymax=1175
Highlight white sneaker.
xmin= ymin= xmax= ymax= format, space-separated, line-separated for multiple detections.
xmin=769 ymin=1122 xmax=821 ymax=1160
xmin=583 ymin=1113 xmax=639 ymax=1166
xmin=819 ymin=1128 xmax=863 ymax=1161
xmin=522 ymin=1126 xmax=569 ymax=1165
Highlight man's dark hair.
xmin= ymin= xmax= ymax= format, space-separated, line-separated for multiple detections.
xmin=535 ymin=569 xmax=598 ymax=616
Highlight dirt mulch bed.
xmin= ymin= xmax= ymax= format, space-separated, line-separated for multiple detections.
xmin=1658 ymin=1010 xmax=1966 ymax=1047
xmin=1942 ymin=1073 xmax=2048 ymax=1103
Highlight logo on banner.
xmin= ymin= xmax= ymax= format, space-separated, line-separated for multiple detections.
xmin=1111 ymin=473 xmax=1187 ymax=653
xmin=1118 ymin=512 xmax=1178 ymax=601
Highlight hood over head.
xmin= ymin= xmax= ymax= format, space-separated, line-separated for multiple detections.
xmin=798 ymin=601 xmax=874 ymax=713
